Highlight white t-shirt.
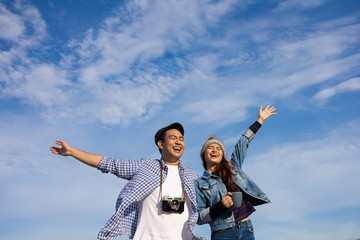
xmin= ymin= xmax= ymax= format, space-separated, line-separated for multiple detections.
xmin=133 ymin=164 xmax=192 ymax=240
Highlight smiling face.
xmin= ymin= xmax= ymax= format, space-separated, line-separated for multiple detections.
xmin=157 ymin=128 xmax=185 ymax=165
xmin=203 ymin=143 xmax=224 ymax=173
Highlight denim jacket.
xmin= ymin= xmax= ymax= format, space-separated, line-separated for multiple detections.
xmin=194 ymin=128 xmax=270 ymax=232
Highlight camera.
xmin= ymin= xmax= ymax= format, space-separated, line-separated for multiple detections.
xmin=162 ymin=196 xmax=185 ymax=213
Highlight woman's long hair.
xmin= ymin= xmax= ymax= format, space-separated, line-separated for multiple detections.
xmin=201 ymin=136 xmax=237 ymax=191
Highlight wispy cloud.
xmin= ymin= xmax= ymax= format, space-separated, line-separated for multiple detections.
xmin=275 ymin=0 xmax=327 ymax=11
xmin=245 ymin=120 xmax=360 ymax=239
xmin=0 ymin=1 xmax=46 ymax=44
xmin=1 ymin=0 xmax=360 ymax=127
xmin=313 ymin=77 xmax=360 ymax=100
xmin=1 ymin=0 xmax=241 ymax=125
xmin=1 ymin=1 xmax=360 ymax=240
xmin=1 ymin=113 xmax=359 ymax=240
xmin=0 ymin=3 xmax=24 ymax=41
xmin=179 ymin=15 xmax=360 ymax=124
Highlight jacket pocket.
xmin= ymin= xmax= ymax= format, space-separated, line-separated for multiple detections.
xmin=199 ymin=180 xmax=221 ymax=202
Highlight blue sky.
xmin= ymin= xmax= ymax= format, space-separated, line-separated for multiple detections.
xmin=1 ymin=0 xmax=360 ymax=239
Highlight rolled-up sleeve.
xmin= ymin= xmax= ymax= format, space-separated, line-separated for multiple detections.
xmin=97 ymin=156 xmax=143 ymax=180
xmin=198 ymin=207 xmax=212 ymax=224
xmin=194 ymin=180 xmax=212 ymax=224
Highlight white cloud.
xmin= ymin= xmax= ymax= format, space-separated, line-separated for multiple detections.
xmin=269 ymin=53 xmax=360 ymax=98
xmin=243 ymin=121 xmax=360 ymax=239
xmin=275 ymin=0 xmax=327 ymax=11
xmin=1 ymin=1 xmax=360 ymax=239
xmin=1 ymin=1 xmax=50 ymax=103
xmin=1 ymin=0 xmax=242 ymax=126
xmin=2 ymin=114 xmax=359 ymax=240
xmin=276 ymin=20 xmax=360 ymax=63
xmin=4 ymin=64 xmax=70 ymax=107
xmin=184 ymin=91 xmax=254 ymax=125
xmin=179 ymin=30 xmax=360 ymax=125
xmin=175 ymin=9 xmax=360 ymax=125
xmin=0 ymin=0 xmax=46 ymax=46
xmin=0 ymin=1 xmax=45 ymax=68
xmin=13 ymin=0 xmax=47 ymax=41
xmin=313 ymin=77 xmax=360 ymax=100
xmin=75 ymin=74 xmax=177 ymax=125
xmin=62 ymin=0 xmax=240 ymax=125
xmin=1 ymin=0 xmax=360 ymax=127
xmin=0 ymin=2 xmax=24 ymax=41
xmin=232 ymin=21 xmax=360 ymax=99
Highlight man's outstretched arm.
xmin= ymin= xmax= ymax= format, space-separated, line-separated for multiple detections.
xmin=50 ymin=140 xmax=103 ymax=168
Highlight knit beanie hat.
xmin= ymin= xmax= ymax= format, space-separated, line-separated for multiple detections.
xmin=200 ymin=135 xmax=225 ymax=157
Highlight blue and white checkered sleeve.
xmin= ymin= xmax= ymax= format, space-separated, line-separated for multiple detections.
xmin=97 ymin=156 xmax=143 ymax=180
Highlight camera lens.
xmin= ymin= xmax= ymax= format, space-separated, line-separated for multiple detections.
xmin=170 ymin=199 xmax=179 ymax=209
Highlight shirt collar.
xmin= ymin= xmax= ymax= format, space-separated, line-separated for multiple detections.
xmin=159 ymin=157 xmax=184 ymax=169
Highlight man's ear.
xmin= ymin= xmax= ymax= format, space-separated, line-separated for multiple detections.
xmin=157 ymin=140 xmax=164 ymax=150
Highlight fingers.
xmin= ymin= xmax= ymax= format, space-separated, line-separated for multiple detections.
xmin=269 ymin=106 xmax=277 ymax=114
xmin=265 ymin=105 xmax=275 ymax=111
xmin=222 ymin=194 xmax=234 ymax=208
xmin=50 ymin=146 xmax=61 ymax=154
xmin=226 ymin=192 xmax=233 ymax=207
xmin=50 ymin=140 xmax=65 ymax=155
xmin=261 ymin=105 xmax=277 ymax=114
xmin=225 ymin=196 xmax=233 ymax=208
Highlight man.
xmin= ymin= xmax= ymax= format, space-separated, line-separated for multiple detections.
xmin=50 ymin=122 xmax=203 ymax=240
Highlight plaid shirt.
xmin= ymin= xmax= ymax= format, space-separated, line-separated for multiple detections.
xmin=96 ymin=156 xmax=205 ymax=240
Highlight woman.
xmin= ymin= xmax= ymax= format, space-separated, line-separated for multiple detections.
xmin=194 ymin=105 xmax=277 ymax=240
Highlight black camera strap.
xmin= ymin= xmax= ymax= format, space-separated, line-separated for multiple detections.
xmin=159 ymin=162 xmax=185 ymax=201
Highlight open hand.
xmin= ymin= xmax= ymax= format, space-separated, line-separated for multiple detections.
xmin=258 ymin=105 xmax=277 ymax=124
xmin=50 ymin=140 xmax=72 ymax=156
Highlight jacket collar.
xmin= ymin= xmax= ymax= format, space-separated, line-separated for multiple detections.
xmin=201 ymin=169 xmax=220 ymax=179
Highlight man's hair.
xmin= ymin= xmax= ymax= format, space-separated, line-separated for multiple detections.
xmin=154 ymin=122 xmax=184 ymax=154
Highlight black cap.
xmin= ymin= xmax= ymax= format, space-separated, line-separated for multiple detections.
xmin=154 ymin=122 xmax=184 ymax=145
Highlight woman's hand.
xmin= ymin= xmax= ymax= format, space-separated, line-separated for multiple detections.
xmin=257 ymin=105 xmax=277 ymax=124
xmin=221 ymin=192 xmax=234 ymax=208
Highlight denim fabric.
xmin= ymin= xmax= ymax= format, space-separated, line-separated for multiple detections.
xmin=211 ymin=219 xmax=255 ymax=240
xmin=194 ymin=128 xmax=270 ymax=232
